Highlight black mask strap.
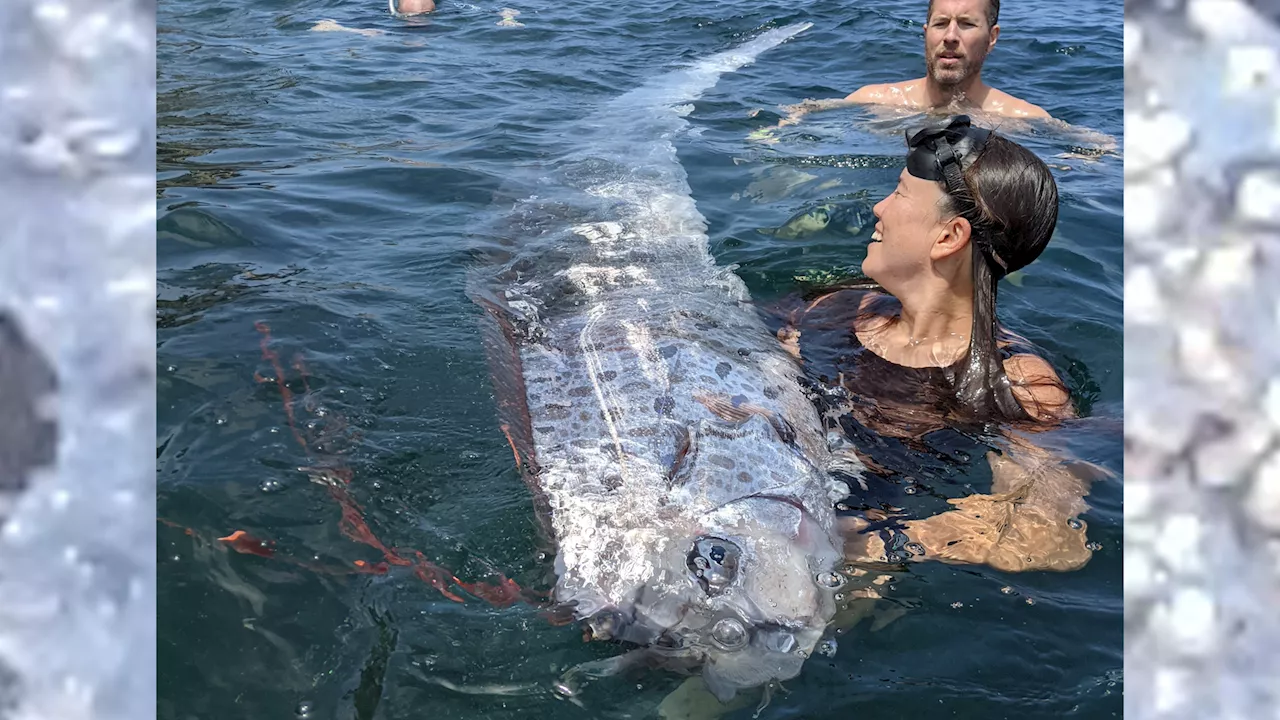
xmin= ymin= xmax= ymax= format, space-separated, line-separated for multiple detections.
xmin=905 ymin=116 xmax=1008 ymax=277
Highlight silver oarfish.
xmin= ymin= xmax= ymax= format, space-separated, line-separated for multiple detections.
xmin=471 ymin=22 xmax=848 ymax=703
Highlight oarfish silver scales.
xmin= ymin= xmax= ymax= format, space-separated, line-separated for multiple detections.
xmin=473 ymin=23 xmax=847 ymax=701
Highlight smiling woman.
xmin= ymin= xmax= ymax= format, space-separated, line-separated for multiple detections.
xmin=777 ymin=116 xmax=1097 ymax=573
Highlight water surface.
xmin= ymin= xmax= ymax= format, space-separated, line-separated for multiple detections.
xmin=157 ymin=1 xmax=1122 ymax=717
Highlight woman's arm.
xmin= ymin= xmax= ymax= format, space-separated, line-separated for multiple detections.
xmin=843 ymin=443 xmax=1105 ymax=572
xmin=842 ymin=356 xmax=1109 ymax=573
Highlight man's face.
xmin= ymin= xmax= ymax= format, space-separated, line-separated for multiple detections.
xmin=924 ymin=0 xmax=998 ymax=88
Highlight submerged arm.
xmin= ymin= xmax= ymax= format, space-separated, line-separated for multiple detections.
xmin=843 ymin=440 xmax=1105 ymax=572
xmin=844 ymin=355 xmax=1109 ymax=573
xmin=748 ymin=96 xmax=863 ymax=142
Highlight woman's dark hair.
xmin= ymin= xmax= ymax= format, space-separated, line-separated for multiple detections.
xmin=941 ymin=132 xmax=1060 ymax=422
xmin=802 ymin=130 xmax=1063 ymax=423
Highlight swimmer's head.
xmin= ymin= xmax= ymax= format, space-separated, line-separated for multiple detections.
xmin=904 ymin=114 xmax=1058 ymax=279
xmin=863 ymin=115 xmax=1059 ymax=420
xmin=924 ymin=0 xmax=1000 ymax=89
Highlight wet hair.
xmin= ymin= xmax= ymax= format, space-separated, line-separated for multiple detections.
xmin=800 ymin=132 xmax=1064 ymax=424
xmin=939 ymin=132 xmax=1060 ymax=422
xmin=927 ymin=0 xmax=1000 ymax=27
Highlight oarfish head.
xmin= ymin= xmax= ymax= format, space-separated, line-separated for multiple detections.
xmin=581 ymin=493 xmax=843 ymax=702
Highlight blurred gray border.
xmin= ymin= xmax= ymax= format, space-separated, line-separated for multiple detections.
xmin=0 ymin=0 xmax=156 ymax=719
xmin=1126 ymin=0 xmax=1280 ymax=718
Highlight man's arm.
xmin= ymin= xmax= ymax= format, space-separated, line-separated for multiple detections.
xmin=774 ymin=96 xmax=862 ymax=128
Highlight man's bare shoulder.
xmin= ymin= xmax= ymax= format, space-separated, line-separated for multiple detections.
xmin=984 ymin=87 xmax=1052 ymax=119
xmin=844 ymin=79 xmax=924 ymax=106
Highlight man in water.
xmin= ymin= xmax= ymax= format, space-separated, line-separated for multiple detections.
xmin=849 ymin=0 xmax=1048 ymax=118
xmin=769 ymin=0 xmax=1050 ymax=132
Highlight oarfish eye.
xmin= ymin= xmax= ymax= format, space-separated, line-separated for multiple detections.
xmin=710 ymin=618 xmax=748 ymax=651
xmin=687 ymin=536 xmax=741 ymax=595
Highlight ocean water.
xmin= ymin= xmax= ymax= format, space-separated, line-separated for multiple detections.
xmin=156 ymin=1 xmax=1122 ymax=718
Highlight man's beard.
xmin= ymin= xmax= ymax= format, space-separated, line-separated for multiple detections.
xmin=928 ymin=54 xmax=980 ymax=89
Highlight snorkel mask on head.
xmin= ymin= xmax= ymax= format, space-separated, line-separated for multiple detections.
xmin=904 ymin=115 xmax=1008 ymax=277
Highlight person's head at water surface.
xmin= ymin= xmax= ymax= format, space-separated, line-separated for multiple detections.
xmin=864 ymin=114 xmax=1054 ymax=290
xmin=391 ymin=0 xmax=436 ymax=16
xmin=924 ymin=0 xmax=1000 ymax=91
xmin=864 ymin=115 xmax=1059 ymax=420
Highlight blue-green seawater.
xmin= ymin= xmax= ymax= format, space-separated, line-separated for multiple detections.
xmin=157 ymin=1 xmax=1122 ymax=718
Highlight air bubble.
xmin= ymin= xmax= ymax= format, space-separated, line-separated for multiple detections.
xmin=1067 ymin=518 xmax=1084 ymax=530
xmin=295 ymin=700 xmax=314 ymax=718
xmin=817 ymin=639 xmax=838 ymax=657
xmin=1087 ymin=542 xmax=1103 ymax=551
xmin=815 ymin=571 xmax=846 ymax=588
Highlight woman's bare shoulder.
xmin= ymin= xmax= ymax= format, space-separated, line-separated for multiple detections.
xmin=1003 ymin=353 xmax=1074 ymax=422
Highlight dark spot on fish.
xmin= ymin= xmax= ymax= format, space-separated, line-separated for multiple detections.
xmin=763 ymin=386 xmax=780 ymax=400
xmin=602 ymin=539 xmax=623 ymax=560
xmin=603 ymin=475 xmax=623 ymax=491
xmin=579 ymin=412 xmax=592 ymax=421
xmin=704 ymin=426 xmax=745 ymax=440
xmin=601 ymin=370 xmax=618 ymax=381
xmin=654 ymin=396 xmax=675 ymax=416
xmin=535 ymin=426 xmax=555 ymax=435
xmin=695 ymin=323 xmax=714 ymax=331
xmin=567 ymin=386 xmax=594 ymax=398
xmin=629 ymin=426 xmax=656 ymax=438
xmin=543 ymin=403 xmax=571 ymax=420
xmin=737 ymin=472 xmax=753 ymax=483
xmin=621 ymin=381 xmax=650 ymax=393
xmin=599 ymin=407 xmax=624 ymax=422
xmin=736 ymin=348 xmax=751 ymax=357
xmin=730 ymin=394 xmax=748 ymax=407
xmin=571 ymin=439 xmax=596 ymax=450
xmin=715 ymin=362 xmax=733 ymax=379
xmin=699 ymin=375 xmax=718 ymax=386
xmin=666 ymin=424 xmax=694 ymax=488
xmin=659 ymin=345 xmax=678 ymax=359
xmin=708 ymin=455 xmax=735 ymax=470
xmin=769 ymin=415 xmax=798 ymax=446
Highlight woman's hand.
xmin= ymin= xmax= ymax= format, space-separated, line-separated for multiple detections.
xmin=840 ymin=449 xmax=1107 ymax=573
xmin=777 ymin=325 xmax=802 ymax=360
